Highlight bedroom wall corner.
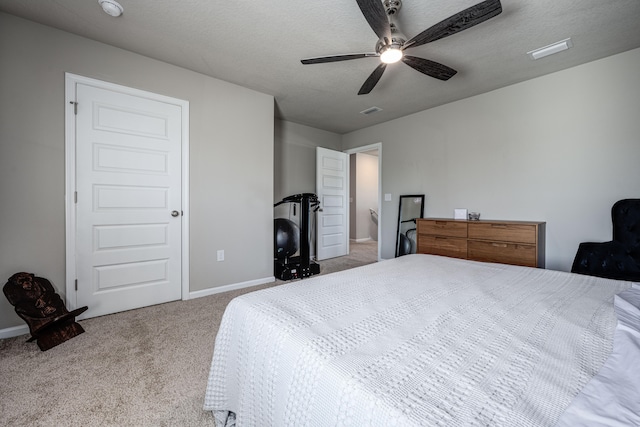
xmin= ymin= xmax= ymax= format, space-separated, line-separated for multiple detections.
xmin=341 ymin=47 xmax=640 ymax=268
xmin=0 ymin=12 xmax=275 ymax=332
xmin=274 ymin=119 xmax=341 ymax=215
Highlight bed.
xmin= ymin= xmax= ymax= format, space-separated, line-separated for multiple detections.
xmin=204 ymin=254 xmax=640 ymax=426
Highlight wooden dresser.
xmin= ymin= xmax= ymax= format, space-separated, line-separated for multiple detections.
xmin=416 ymin=218 xmax=546 ymax=268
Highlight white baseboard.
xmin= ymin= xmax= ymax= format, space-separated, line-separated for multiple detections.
xmin=0 ymin=324 xmax=29 ymax=339
xmin=351 ymin=237 xmax=373 ymax=243
xmin=188 ymin=276 xmax=275 ymax=300
xmin=1 ymin=277 xmax=276 ymax=339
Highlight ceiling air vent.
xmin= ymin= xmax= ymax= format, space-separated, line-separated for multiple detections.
xmin=360 ymin=106 xmax=383 ymax=115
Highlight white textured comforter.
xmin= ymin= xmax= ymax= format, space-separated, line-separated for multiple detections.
xmin=204 ymin=254 xmax=633 ymax=426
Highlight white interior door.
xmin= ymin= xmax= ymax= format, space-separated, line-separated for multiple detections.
xmin=316 ymin=147 xmax=348 ymax=260
xmin=74 ymin=83 xmax=183 ymax=318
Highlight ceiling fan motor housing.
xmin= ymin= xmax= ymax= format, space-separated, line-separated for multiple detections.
xmin=383 ymin=0 xmax=402 ymax=15
xmin=376 ymin=9 xmax=406 ymax=54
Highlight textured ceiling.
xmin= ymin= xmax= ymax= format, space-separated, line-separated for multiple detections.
xmin=1 ymin=0 xmax=639 ymax=134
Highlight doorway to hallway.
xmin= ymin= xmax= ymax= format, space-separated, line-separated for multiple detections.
xmin=345 ymin=143 xmax=381 ymax=262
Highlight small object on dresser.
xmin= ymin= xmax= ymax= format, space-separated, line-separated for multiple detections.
xmin=454 ymin=209 xmax=468 ymax=220
xmin=468 ymin=212 xmax=481 ymax=221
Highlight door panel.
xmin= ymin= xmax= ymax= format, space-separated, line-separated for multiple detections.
xmin=75 ymin=83 xmax=183 ymax=318
xmin=316 ymin=147 xmax=348 ymax=260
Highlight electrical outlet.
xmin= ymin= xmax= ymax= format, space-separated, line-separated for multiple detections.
xmin=217 ymin=250 xmax=224 ymax=261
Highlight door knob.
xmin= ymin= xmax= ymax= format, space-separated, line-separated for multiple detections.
xmin=171 ymin=210 xmax=180 ymax=217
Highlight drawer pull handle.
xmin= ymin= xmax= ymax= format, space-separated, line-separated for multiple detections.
xmin=492 ymin=243 xmax=507 ymax=248
xmin=435 ymin=221 xmax=448 ymax=226
xmin=491 ymin=224 xmax=507 ymax=228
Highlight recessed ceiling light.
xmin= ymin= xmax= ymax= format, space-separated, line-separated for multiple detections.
xmin=98 ymin=0 xmax=123 ymax=17
xmin=527 ymin=38 xmax=573 ymax=60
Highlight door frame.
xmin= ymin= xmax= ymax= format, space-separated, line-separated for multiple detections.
xmin=344 ymin=142 xmax=382 ymax=261
xmin=64 ymin=73 xmax=190 ymax=312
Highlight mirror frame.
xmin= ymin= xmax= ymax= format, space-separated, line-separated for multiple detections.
xmin=395 ymin=195 xmax=425 ymax=257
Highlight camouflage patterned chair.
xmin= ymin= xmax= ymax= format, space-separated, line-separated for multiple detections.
xmin=3 ymin=272 xmax=88 ymax=351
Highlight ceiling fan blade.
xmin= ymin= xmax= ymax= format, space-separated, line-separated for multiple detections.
xmin=404 ymin=0 xmax=502 ymax=49
xmin=358 ymin=63 xmax=387 ymax=95
xmin=355 ymin=0 xmax=391 ymax=40
xmin=301 ymin=53 xmax=378 ymax=65
xmin=402 ymin=55 xmax=457 ymax=81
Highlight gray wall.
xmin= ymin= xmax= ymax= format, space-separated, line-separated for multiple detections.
xmin=0 ymin=13 xmax=274 ymax=330
xmin=354 ymin=153 xmax=379 ymax=241
xmin=343 ymin=48 xmax=640 ymax=268
xmin=273 ymin=120 xmax=341 ymax=257
xmin=274 ymin=120 xmax=341 ymax=202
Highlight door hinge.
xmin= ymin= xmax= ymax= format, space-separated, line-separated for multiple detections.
xmin=75 ymin=279 xmax=78 ymax=291
xmin=74 ymin=191 xmax=77 ymax=203
xmin=70 ymin=101 xmax=78 ymax=115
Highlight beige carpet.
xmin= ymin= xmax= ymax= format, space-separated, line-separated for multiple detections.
xmin=0 ymin=241 xmax=378 ymax=427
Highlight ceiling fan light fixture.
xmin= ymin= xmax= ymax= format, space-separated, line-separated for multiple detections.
xmin=300 ymin=0 xmax=503 ymax=94
xmin=380 ymin=47 xmax=403 ymax=64
xmin=98 ymin=0 xmax=124 ymax=17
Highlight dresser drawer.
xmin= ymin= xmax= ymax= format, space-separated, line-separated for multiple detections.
xmin=468 ymin=240 xmax=537 ymax=267
xmin=418 ymin=220 xmax=467 ymax=238
xmin=418 ymin=236 xmax=467 ymax=259
xmin=468 ymin=222 xmax=537 ymax=244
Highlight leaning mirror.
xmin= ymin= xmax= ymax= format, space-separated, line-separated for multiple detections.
xmin=395 ymin=195 xmax=425 ymax=257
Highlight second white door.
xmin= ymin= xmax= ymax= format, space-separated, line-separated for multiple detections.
xmin=316 ymin=147 xmax=348 ymax=260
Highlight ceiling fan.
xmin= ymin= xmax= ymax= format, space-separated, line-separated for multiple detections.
xmin=301 ymin=0 xmax=502 ymax=95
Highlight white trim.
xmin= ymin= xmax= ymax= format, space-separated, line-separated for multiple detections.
xmin=0 ymin=324 xmax=29 ymax=339
xmin=64 ymin=75 xmax=77 ymax=310
xmin=352 ymin=237 xmax=373 ymax=243
xmin=344 ymin=143 xmax=383 ymax=261
xmin=189 ymin=277 xmax=275 ymax=300
xmin=180 ymin=101 xmax=191 ymax=300
xmin=64 ymin=73 xmax=190 ymax=311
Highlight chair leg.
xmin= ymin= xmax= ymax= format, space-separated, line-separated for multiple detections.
xmin=34 ymin=320 xmax=85 ymax=351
